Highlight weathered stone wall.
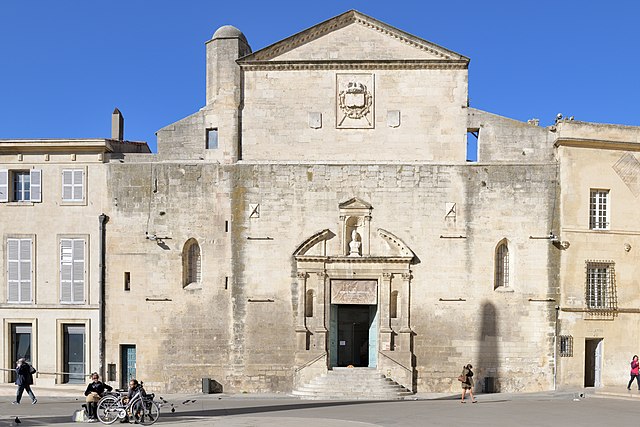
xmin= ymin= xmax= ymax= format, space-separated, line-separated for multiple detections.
xmin=241 ymin=68 xmax=468 ymax=163
xmin=105 ymin=156 xmax=558 ymax=393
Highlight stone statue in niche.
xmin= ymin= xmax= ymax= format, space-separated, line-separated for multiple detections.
xmin=348 ymin=230 xmax=361 ymax=257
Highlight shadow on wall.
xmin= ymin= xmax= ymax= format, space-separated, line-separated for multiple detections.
xmin=477 ymin=301 xmax=499 ymax=393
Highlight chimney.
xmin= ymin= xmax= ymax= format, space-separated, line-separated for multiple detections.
xmin=111 ymin=108 xmax=124 ymax=140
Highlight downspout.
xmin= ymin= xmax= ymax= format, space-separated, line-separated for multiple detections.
xmin=98 ymin=214 xmax=109 ymax=380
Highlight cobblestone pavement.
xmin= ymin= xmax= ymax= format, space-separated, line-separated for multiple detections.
xmin=1 ymin=387 xmax=640 ymax=426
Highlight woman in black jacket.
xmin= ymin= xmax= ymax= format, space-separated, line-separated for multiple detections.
xmin=13 ymin=358 xmax=37 ymax=404
xmin=84 ymin=372 xmax=113 ymax=421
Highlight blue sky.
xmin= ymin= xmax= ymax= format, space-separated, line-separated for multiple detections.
xmin=1 ymin=1 xmax=638 ymax=152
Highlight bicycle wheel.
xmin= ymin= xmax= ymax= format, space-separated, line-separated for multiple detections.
xmin=96 ymin=395 xmax=120 ymax=425
xmin=137 ymin=400 xmax=160 ymax=426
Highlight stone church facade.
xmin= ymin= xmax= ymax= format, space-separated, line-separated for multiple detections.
xmin=2 ymin=10 xmax=639 ymax=395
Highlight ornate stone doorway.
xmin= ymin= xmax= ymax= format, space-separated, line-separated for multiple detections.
xmin=292 ymin=198 xmax=416 ymax=391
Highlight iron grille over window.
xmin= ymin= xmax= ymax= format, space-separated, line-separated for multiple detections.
xmin=589 ymin=189 xmax=609 ymax=230
xmin=559 ymin=335 xmax=573 ymax=357
xmin=585 ymin=261 xmax=617 ymax=311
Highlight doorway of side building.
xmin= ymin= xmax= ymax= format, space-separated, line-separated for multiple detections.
xmin=330 ymin=304 xmax=378 ymax=368
xmin=584 ymin=338 xmax=603 ymax=387
xmin=120 ymin=345 xmax=136 ymax=388
xmin=10 ymin=324 xmax=32 ymax=383
xmin=63 ymin=325 xmax=85 ymax=383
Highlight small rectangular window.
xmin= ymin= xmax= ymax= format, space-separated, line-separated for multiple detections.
xmin=62 ymin=169 xmax=85 ymax=202
xmin=0 ymin=169 xmax=42 ymax=202
xmin=589 ymin=189 xmax=609 ymax=230
xmin=559 ymin=335 xmax=573 ymax=357
xmin=206 ymin=128 xmax=218 ymax=149
xmin=124 ymin=272 xmax=131 ymax=291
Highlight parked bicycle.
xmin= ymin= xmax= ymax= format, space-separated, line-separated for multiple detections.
xmin=96 ymin=386 xmax=160 ymax=425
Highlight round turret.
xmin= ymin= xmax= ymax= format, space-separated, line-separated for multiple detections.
xmin=212 ymin=25 xmax=247 ymax=44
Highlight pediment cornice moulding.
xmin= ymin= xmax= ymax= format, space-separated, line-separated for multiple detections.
xmin=239 ymin=60 xmax=468 ymax=72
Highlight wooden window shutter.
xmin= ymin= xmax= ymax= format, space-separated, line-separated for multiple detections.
xmin=30 ymin=169 xmax=42 ymax=202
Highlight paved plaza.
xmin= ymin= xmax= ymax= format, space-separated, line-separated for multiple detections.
xmin=1 ymin=386 xmax=640 ymax=426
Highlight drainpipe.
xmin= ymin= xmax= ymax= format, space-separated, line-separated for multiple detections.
xmin=98 ymin=214 xmax=109 ymax=380
xmin=554 ymin=304 xmax=559 ymax=391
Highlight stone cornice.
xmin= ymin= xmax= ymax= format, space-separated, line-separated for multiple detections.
xmin=554 ymin=137 xmax=640 ymax=152
xmin=240 ymin=60 xmax=468 ymax=71
xmin=0 ymin=139 xmax=114 ymax=154
xmin=241 ymin=10 xmax=468 ymax=63
xmin=294 ymin=255 xmax=413 ymax=264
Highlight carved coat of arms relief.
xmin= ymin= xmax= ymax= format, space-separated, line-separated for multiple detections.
xmin=336 ymin=73 xmax=374 ymax=129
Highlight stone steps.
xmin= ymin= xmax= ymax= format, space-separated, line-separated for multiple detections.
xmin=292 ymin=367 xmax=413 ymax=400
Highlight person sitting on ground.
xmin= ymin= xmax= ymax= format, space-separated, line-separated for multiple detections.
xmin=84 ymin=372 xmax=113 ymax=421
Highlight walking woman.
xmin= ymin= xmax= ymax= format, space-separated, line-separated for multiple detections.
xmin=460 ymin=364 xmax=477 ymax=403
xmin=628 ymin=355 xmax=640 ymax=390
xmin=13 ymin=358 xmax=37 ymax=404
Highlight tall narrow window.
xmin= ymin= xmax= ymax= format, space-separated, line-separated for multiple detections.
xmin=305 ymin=290 xmax=314 ymax=317
xmin=7 ymin=238 xmax=32 ymax=303
xmin=124 ymin=272 xmax=131 ymax=291
xmin=183 ymin=239 xmax=201 ymax=288
xmin=466 ymin=129 xmax=479 ymax=162
xmin=494 ymin=241 xmax=509 ymax=289
xmin=63 ymin=324 xmax=85 ymax=383
xmin=390 ymin=291 xmax=398 ymax=318
xmin=589 ymin=189 xmax=609 ymax=230
xmin=206 ymin=128 xmax=218 ymax=150
xmin=10 ymin=324 xmax=32 ymax=383
xmin=62 ymin=169 xmax=85 ymax=202
xmin=586 ymin=261 xmax=616 ymax=310
xmin=13 ymin=171 xmax=30 ymax=201
xmin=60 ymin=238 xmax=85 ymax=303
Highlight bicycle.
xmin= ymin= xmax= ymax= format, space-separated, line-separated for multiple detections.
xmin=96 ymin=388 xmax=160 ymax=425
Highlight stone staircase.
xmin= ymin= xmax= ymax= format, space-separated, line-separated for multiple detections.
xmin=292 ymin=367 xmax=413 ymax=400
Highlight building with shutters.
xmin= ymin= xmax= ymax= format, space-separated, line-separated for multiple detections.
xmin=0 ymin=129 xmax=149 ymax=387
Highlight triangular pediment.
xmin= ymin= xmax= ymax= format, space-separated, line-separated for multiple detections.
xmin=338 ymin=197 xmax=372 ymax=210
xmin=240 ymin=10 xmax=468 ymax=63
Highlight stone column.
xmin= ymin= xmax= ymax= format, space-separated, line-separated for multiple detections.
xmin=314 ymin=271 xmax=328 ymax=350
xmin=397 ymin=272 xmax=412 ymax=351
xmin=380 ymin=272 xmax=393 ymax=351
xmin=295 ymin=271 xmax=308 ymax=350
xmin=363 ymin=214 xmax=372 ymax=255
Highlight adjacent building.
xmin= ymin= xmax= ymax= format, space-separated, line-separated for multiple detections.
xmin=0 ymin=111 xmax=150 ymax=387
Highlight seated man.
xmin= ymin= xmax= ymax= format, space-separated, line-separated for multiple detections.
xmin=84 ymin=372 xmax=113 ymax=421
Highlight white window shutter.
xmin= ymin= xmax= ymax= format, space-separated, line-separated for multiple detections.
xmin=72 ymin=239 xmax=85 ymax=302
xmin=62 ymin=170 xmax=73 ymax=200
xmin=60 ymin=239 xmax=73 ymax=302
xmin=19 ymin=239 xmax=32 ymax=302
xmin=0 ymin=169 xmax=8 ymax=202
xmin=30 ymin=169 xmax=41 ymax=202
xmin=7 ymin=239 xmax=19 ymax=301
xmin=73 ymin=170 xmax=84 ymax=201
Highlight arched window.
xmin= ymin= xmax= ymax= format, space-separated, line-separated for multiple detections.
xmin=182 ymin=239 xmax=201 ymax=288
xmin=494 ymin=240 xmax=509 ymax=289
xmin=305 ymin=290 xmax=314 ymax=317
